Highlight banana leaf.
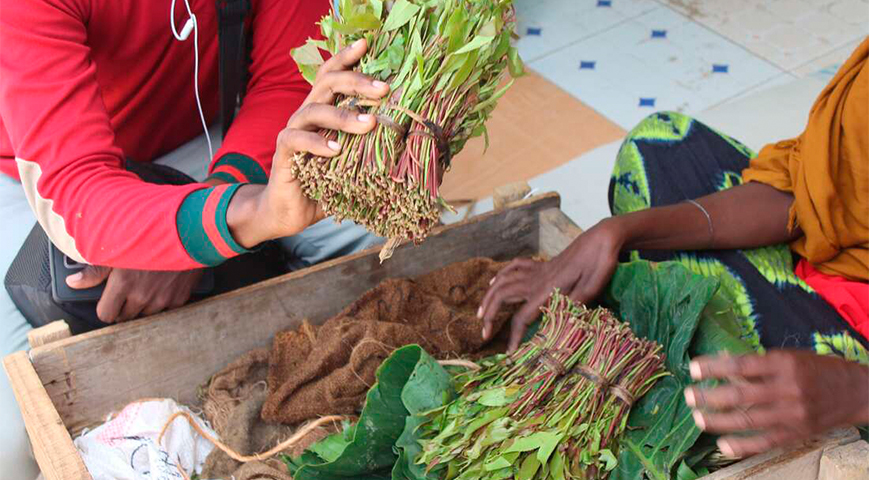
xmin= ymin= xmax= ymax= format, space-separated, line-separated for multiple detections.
xmin=287 ymin=345 xmax=454 ymax=480
xmin=604 ymin=261 xmax=755 ymax=480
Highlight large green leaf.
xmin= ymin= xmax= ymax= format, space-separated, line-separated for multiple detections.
xmin=289 ymin=345 xmax=453 ymax=480
xmin=392 ymin=348 xmax=454 ymax=480
xmin=605 ymin=261 xmax=717 ymax=480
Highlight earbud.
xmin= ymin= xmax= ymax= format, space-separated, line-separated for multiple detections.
xmin=179 ymin=17 xmax=195 ymax=41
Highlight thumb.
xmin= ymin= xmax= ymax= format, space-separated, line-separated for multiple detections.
xmin=66 ymin=265 xmax=112 ymax=289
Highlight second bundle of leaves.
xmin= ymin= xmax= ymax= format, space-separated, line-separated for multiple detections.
xmin=415 ymin=292 xmax=667 ymax=480
xmin=291 ymin=0 xmax=522 ymax=259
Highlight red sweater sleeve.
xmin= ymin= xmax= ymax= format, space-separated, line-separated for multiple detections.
xmin=206 ymin=0 xmax=328 ymax=184
xmin=0 ymin=0 xmax=243 ymax=270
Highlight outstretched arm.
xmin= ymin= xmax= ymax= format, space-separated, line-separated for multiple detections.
xmin=480 ymin=181 xmax=799 ymax=351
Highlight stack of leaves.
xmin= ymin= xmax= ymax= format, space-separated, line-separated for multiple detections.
xmin=415 ymin=292 xmax=667 ymax=480
xmin=282 ymin=260 xmax=757 ymax=480
xmin=291 ymin=0 xmax=522 ymax=257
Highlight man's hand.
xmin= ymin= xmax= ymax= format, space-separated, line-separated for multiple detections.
xmin=67 ymin=266 xmax=204 ymax=323
xmin=685 ymin=351 xmax=869 ymax=459
xmin=478 ymin=218 xmax=624 ymax=351
xmin=227 ymin=38 xmax=390 ymax=248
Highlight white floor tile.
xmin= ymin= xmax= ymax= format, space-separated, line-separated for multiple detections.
xmin=661 ymin=0 xmax=869 ymax=70
xmin=529 ymin=7 xmax=784 ymax=129
xmin=515 ymin=0 xmax=658 ymax=63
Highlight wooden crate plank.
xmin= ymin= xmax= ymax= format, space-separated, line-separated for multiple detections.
xmin=30 ymin=193 xmax=560 ymax=435
xmin=818 ymin=439 xmax=869 ymax=480
xmin=27 ymin=321 xmax=71 ymax=349
xmin=538 ymin=208 xmax=583 ymax=259
xmin=3 ymin=351 xmax=91 ymax=480
xmin=705 ymin=427 xmax=860 ymax=480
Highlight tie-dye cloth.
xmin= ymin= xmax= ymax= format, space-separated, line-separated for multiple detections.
xmin=609 ymin=111 xmax=868 ymax=364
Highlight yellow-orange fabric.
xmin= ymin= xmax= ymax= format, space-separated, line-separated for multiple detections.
xmin=743 ymin=38 xmax=868 ymax=281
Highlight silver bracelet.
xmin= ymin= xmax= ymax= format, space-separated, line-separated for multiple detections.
xmin=685 ymin=199 xmax=715 ymax=248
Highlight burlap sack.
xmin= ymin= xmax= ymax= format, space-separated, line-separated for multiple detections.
xmin=262 ymin=257 xmax=512 ymax=424
xmin=201 ymin=350 xmax=342 ymax=479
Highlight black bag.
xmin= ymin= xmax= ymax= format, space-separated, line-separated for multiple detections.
xmin=4 ymin=160 xmax=287 ymax=334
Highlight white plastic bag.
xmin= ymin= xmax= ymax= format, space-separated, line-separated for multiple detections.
xmin=74 ymin=398 xmax=216 ymax=480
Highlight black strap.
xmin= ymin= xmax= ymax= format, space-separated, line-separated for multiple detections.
xmin=216 ymin=0 xmax=251 ymax=138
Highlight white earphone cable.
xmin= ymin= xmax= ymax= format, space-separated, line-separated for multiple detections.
xmin=170 ymin=0 xmax=215 ymax=163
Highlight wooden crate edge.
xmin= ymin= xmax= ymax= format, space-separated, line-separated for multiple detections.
xmin=3 ymin=351 xmax=91 ymax=480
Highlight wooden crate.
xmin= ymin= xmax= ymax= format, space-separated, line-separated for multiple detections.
xmin=3 ymin=193 xmax=864 ymax=480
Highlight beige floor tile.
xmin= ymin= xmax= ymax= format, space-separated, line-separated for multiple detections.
xmin=440 ymin=70 xmax=626 ymax=202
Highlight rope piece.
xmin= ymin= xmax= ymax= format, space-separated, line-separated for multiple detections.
xmin=158 ymin=412 xmax=349 ymax=463
xmin=573 ymin=365 xmax=636 ymax=407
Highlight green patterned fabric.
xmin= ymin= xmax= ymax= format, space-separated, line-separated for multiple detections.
xmin=609 ymin=112 xmax=868 ymax=363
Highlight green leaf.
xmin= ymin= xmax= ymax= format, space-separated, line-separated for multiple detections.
xmin=691 ymin=288 xmax=757 ymax=357
xmin=292 ymin=345 xmax=452 ymax=480
xmin=473 ymin=386 xmax=516 ymax=407
xmin=484 ymin=456 xmax=512 ymax=472
xmin=536 ymin=431 xmax=561 ymax=464
xmin=599 ymin=449 xmax=618 ymax=472
xmin=605 ymin=261 xmax=722 ymax=480
xmin=504 ymin=431 xmax=560 ymax=454
xmin=382 ymin=0 xmax=421 ymax=32
xmin=291 ymin=41 xmax=324 ymax=84
xmin=370 ymin=0 xmax=384 ymax=19
xmin=518 ymin=454 xmax=541 ymax=480
xmin=452 ymin=35 xmax=495 ymax=55
xmin=676 ymin=460 xmax=700 ymax=480
xmin=392 ymin=347 xmax=454 ymax=480
xmin=507 ymin=47 xmax=524 ymax=77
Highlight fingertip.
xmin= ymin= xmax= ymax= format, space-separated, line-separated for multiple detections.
xmin=717 ymin=438 xmax=736 ymax=458
xmin=352 ymin=38 xmax=366 ymax=50
xmin=692 ymin=410 xmax=706 ymax=430
xmin=66 ymin=272 xmax=83 ymax=288
xmin=328 ymin=140 xmax=342 ymax=152
xmin=684 ymin=387 xmax=696 ymax=408
xmin=690 ymin=360 xmax=702 ymax=380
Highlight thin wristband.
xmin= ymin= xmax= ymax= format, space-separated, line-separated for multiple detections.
xmin=685 ymin=199 xmax=715 ymax=248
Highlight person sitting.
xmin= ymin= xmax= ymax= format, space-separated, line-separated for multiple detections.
xmin=0 ymin=0 xmax=387 ymax=475
xmin=480 ymin=38 xmax=869 ymax=459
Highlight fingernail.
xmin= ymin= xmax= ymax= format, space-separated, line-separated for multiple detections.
xmin=692 ymin=410 xmax=706 ymax=430
xmin=353 ymin=38 xmax=365 ymax=48
xmin=690 ymin=361 xmax=702 ymax=380
xmin=67 ymin=272 xmax=82 ymax=284
xmin=328 ymin=141 xmax=341 ymax=152
xmin=718 ymin=439 xmax=735 ymax=458
xmin=372 ymin=80 xmax=388 ymax=89
xmin=476 ymin=306 xmax=483 ymax=319
xmin=489 ymin=276 xmax=496 ymax=285
xmin=358 ymin=114 xmax=373 ymax=122
xmin=481 ymin=327 xmax=488 ymax=340
xmin=684 ymin=388 xmax=696 ymax=407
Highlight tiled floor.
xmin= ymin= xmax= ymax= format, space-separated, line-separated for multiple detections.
xmin=446 ymin=0 xmax=867 ymax=228
xmin=515 ymin=0 xmax=868 ymax=129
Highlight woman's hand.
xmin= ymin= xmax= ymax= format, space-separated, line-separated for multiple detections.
xmin=228 ymin=38 xmax=390 ymax=248
xmin=478 ymin=218 xmax=625 ymax=351
xmin=67 ymin=265 xmax=204 ymax=323
xmin=685 ymin=351 xmax=869 ymax=458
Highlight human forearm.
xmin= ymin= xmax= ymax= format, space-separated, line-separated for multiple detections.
xmin=610 ymin=181 xmax=799 ymax=253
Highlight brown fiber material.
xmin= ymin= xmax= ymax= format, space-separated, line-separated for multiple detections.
xmin=262 ymin=257 xmax=512 ymax=425
xmin=201 ymin=352 xmax=343 ymax=479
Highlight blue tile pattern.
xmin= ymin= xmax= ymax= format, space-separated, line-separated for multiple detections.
xmin=523 ymin=4 xmax=785 ymax=128
xmin=597 ymin=0 xmax=612 ymax=7
xmin=526 ymin=27 xmax=542 ymax=36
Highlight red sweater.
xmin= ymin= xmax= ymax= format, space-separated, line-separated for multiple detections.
xmin=0 ymin=0 xmax=327 ymax=270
